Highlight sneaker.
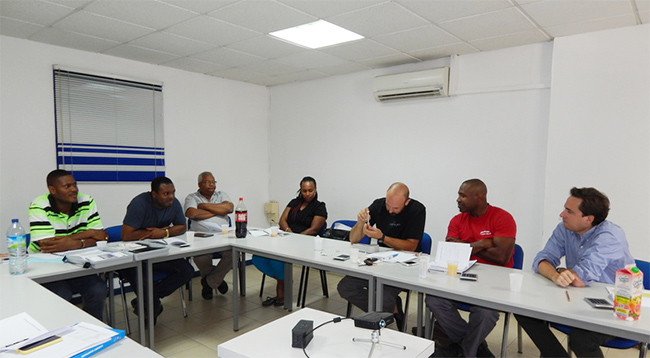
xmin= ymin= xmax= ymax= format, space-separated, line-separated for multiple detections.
xmin=217 ymin=280 xmax=229 ymax=294
xmin=201 ymin=276 xmax=213 ymax=300
xmin=262 ymin=296 xmax=277 ymax=307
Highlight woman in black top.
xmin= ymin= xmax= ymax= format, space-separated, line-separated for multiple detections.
xmin=253 ymin=176 xmax=327 ymax=307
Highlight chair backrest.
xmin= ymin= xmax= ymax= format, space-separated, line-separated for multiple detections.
xmin=635 ymin=259 xmax=650 ymax=290
xmin=331 ymin=220 xmax=356 ymax=229
xmin=420 ymin=233 xmax=432 ymax=254
xmin=105 ymin=225 xmax=123 ymax=242
xmin=317 ymin=221 xmax=327 ymax=236
xmin=512 ymin=244 xmax=524 ymax=270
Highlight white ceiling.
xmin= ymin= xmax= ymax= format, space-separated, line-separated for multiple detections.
xmin=1 ymin=0 xmax=647 ymax=86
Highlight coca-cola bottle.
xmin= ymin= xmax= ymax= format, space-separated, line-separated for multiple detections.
xmin=235 ymin=198 xmax=247 ymax=238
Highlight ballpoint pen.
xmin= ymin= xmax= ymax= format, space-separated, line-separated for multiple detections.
xmin=565 ymin=290 xmax=571 ymax=302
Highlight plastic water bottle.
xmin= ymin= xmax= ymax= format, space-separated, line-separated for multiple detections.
xmin=6 ymin=219 xmax=27 ymax=274
xmin=235 ymin=198 xmax=247 ymax=238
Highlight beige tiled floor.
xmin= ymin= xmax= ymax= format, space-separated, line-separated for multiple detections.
xmin=107 ymin=265 xmax=642 ymax=358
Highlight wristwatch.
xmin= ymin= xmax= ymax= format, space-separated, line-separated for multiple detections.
xmin=378 ymin=234 xmax=385 ymax=245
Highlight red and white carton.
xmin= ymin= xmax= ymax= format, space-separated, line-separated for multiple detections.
xmin=614 ymin=265 xmax=643 ymax=321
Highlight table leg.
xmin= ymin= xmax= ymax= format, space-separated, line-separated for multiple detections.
xmin=146 ymin=260 xmax=154 ymax=349
xmin=232 ymin=249 xmax=239 ymax=331
xmin=284 ymin=261 xmax=293 ymax=311
xmin=417 ymin=292 xmax=423 ymax=337
xmin=136 ymin=262 xmax=146 ymax=346
xmin=239 ymin=252 xmax=246 ymax=296
xmin=371 ymin=277 xmax=379 ymax=312
xmin=108 ymin=272 xmax=115 ymax=327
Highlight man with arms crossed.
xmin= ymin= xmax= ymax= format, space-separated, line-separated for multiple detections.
xmin=427 ymin=179 xmax=516 ymax=358
xmin=120 ymin=176 xmax=194 ymax=323
xmin=184 ymin=171 xmax=232 ymax=299
xmin=29 ymin=169 xmax=108 ymax=319
xmin=337 ymin=182 xmax=426 ymax=329
xmin=515 ymin=187 xmax=634 ymax=358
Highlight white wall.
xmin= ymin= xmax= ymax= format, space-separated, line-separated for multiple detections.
xmin=0 ymin=36 xmax=270 ymax=252
xmin=543 ymin=24 xmax=650 ymax=260
xmin=269 ymin=43 xmax=553 ymax=268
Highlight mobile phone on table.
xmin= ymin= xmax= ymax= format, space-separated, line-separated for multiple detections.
xmin=400 ymin=260 xmax=418 ymax=267
xmin=194 ymin=233 xmax=214 ymax=238
xmin=171 ymin=241 xmax=190 ymax=248
xmin=334 ymin=254 xmax=350 ymax=261
xmin=17 ymin=335 xmax=62 ymax=354
xmin=460 ymin=273 xmax=478 ymax=281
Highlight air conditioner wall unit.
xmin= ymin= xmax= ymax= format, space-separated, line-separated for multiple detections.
xmin=373 ymin=67 xmax=450 ymax=102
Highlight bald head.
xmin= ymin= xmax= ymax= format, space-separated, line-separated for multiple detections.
xmin=457 ymin=179 xmax=488 ymax=216
xmin=462 ymin=179 xmax=487 ymax=197
xmin=385 ymin=182 xmax=410 ymax=215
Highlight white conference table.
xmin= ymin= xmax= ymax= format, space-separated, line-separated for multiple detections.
xmin=373 ymin=262 xmax=650 ymax=344
xmin=230 ymin=234 xmax=378 ymax=331
xmin=217 ymin=307 xmax=434 ymax=358
xmin=0 ymin=256 xmax=146 ymax=345
xmin=0 ymin=273 xmax=160 ymax=358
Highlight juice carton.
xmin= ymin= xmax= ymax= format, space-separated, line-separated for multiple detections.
xmin=613 ymin=266 xmax=643 ymax=321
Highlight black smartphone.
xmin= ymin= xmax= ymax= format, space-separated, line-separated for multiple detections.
xmin=195 ymin=233 xmax=214 ymax=238
xmin=400 ymin=260 xmax=418 ymax=267
xmin=460 ymin=273 xmax=478 ymax=281
xmin=171 ymin=241 xmax=190 ymax=248
xmin=333 ymin=254 xmax=350 ymax=261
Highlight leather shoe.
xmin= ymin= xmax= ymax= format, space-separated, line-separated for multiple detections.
xmin=217 ymin=280 xmax=229 ymax=294
xmin=131 ymin=298 xmax=164 ymax=325
xmin=262 ymin=296 xmax=276 ymax=307
xmin=476 ymin=341 xmax=495 ymax=358
xmin=201 ymin=276 xmax=213 ymax=300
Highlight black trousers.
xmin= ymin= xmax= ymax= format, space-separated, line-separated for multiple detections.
xmin=336 ymin=275 xmax=403 ymax=312
xmin=42 ymin=275 xmax=107 ymax=320
xmin=515 ymin=314 xmax=614 ymax=358
xmin=119 ymin=259 xmax=194 ymax=309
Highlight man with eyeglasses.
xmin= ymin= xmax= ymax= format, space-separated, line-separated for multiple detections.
xmin=184 ymin=171 xmax=233 ymax=299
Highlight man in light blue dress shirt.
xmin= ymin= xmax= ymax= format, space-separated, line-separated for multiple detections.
xmin=515 ymin=187 xmax=634 ymax=358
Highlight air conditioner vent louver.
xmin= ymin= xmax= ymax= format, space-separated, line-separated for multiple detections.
xmin=373 ymin=67 xmax=449 ymax=102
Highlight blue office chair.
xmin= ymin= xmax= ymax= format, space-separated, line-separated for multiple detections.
xmin=426 ymin=243 xmax=524 ymax=357
xmin=106 ymin=225 xmax=190 ymax=323
xmin=550 ymin=259 xmax=649 ymax=358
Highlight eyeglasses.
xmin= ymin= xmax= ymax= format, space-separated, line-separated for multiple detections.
xmin=201 ymin=181 xmax=217 ymax=185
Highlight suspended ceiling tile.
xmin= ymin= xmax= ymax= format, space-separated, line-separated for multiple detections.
xmin=438 ymin=7 xmax=538 ymax=41
xmin=190 ymin=47 xmax=266 ymax=67
xmin=275 ymin=51 xmax=350 ymax=70
xmin=0 ymin=17 xmax=45 ymax=39
xmin=373 ymin=25 xmax=461 ymax=52
xmin=317 ymin=38 xmax=398 ymax=62
xmin=358 ymin=53 xmax=420 ymax=69
xmin=278 ymin=0 xmax=383 ymax=19
xmin=103 ymin=44 xmax=179 ymax=64
xmin=316 ymin=62 xmax=373 ymax=76
xmin=130 ymin=32 xmax=215 ymax=57
xmin=207 ymin=0 xmax=317 ymax=34
xmin=239 ymin=60 xmax=304 ymax=76
xmin=409 ymin=42 xmax=480 ymax=61
xmin=31 ymin=27 xmax=120 ymax=52
xmin=158 ymin=0 xmax=237 ymax=15
xmin=0 ymin=0 xmax=76 ymax=26
xmin=83 ymin=0 xmax=197 ymax=30
xmin=469 ymin=29 xmax=550 ymax=51
xmin=397 ymin=0 xmax=513 ymax=23
xmin=225 ymin=35 xmax=307 ymax=59
xmin=521 ymin=0 xmax=635 ymax=27
xmin=53 ymin=10 xmax=155 ymax=43
xmin=161 ymin=57 xmax=229 ymax=74
xmin=545 ymin=13 xmax=639 ymax=38
xmin=165 ymin=15 xmax=259 ymax=46
xmin=328 ymin=2 xmax=429 ymax=38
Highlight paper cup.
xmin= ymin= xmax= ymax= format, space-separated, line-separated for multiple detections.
xmin=509 ymin=273 xmax=523 ymax=292
xmin=419 ymin=254 xmax=430 ymax=278
xmin=447 ymin=260 xmax=458 ymax=277
xmin=221 ymin=224 xmax=229 ymax=235
xmin=270 ymin=225 xmax=279 ymax=237
xmin=186 ymin=231 xmax=195 ymax=244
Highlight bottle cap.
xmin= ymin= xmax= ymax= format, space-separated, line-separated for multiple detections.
xmin=631 ymin=267 xmax=640 ymax=273
xmin=11 ymin=218 xmax=18 ymax=223
xmin=239 ymin=197 xmax=243 ymax=200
